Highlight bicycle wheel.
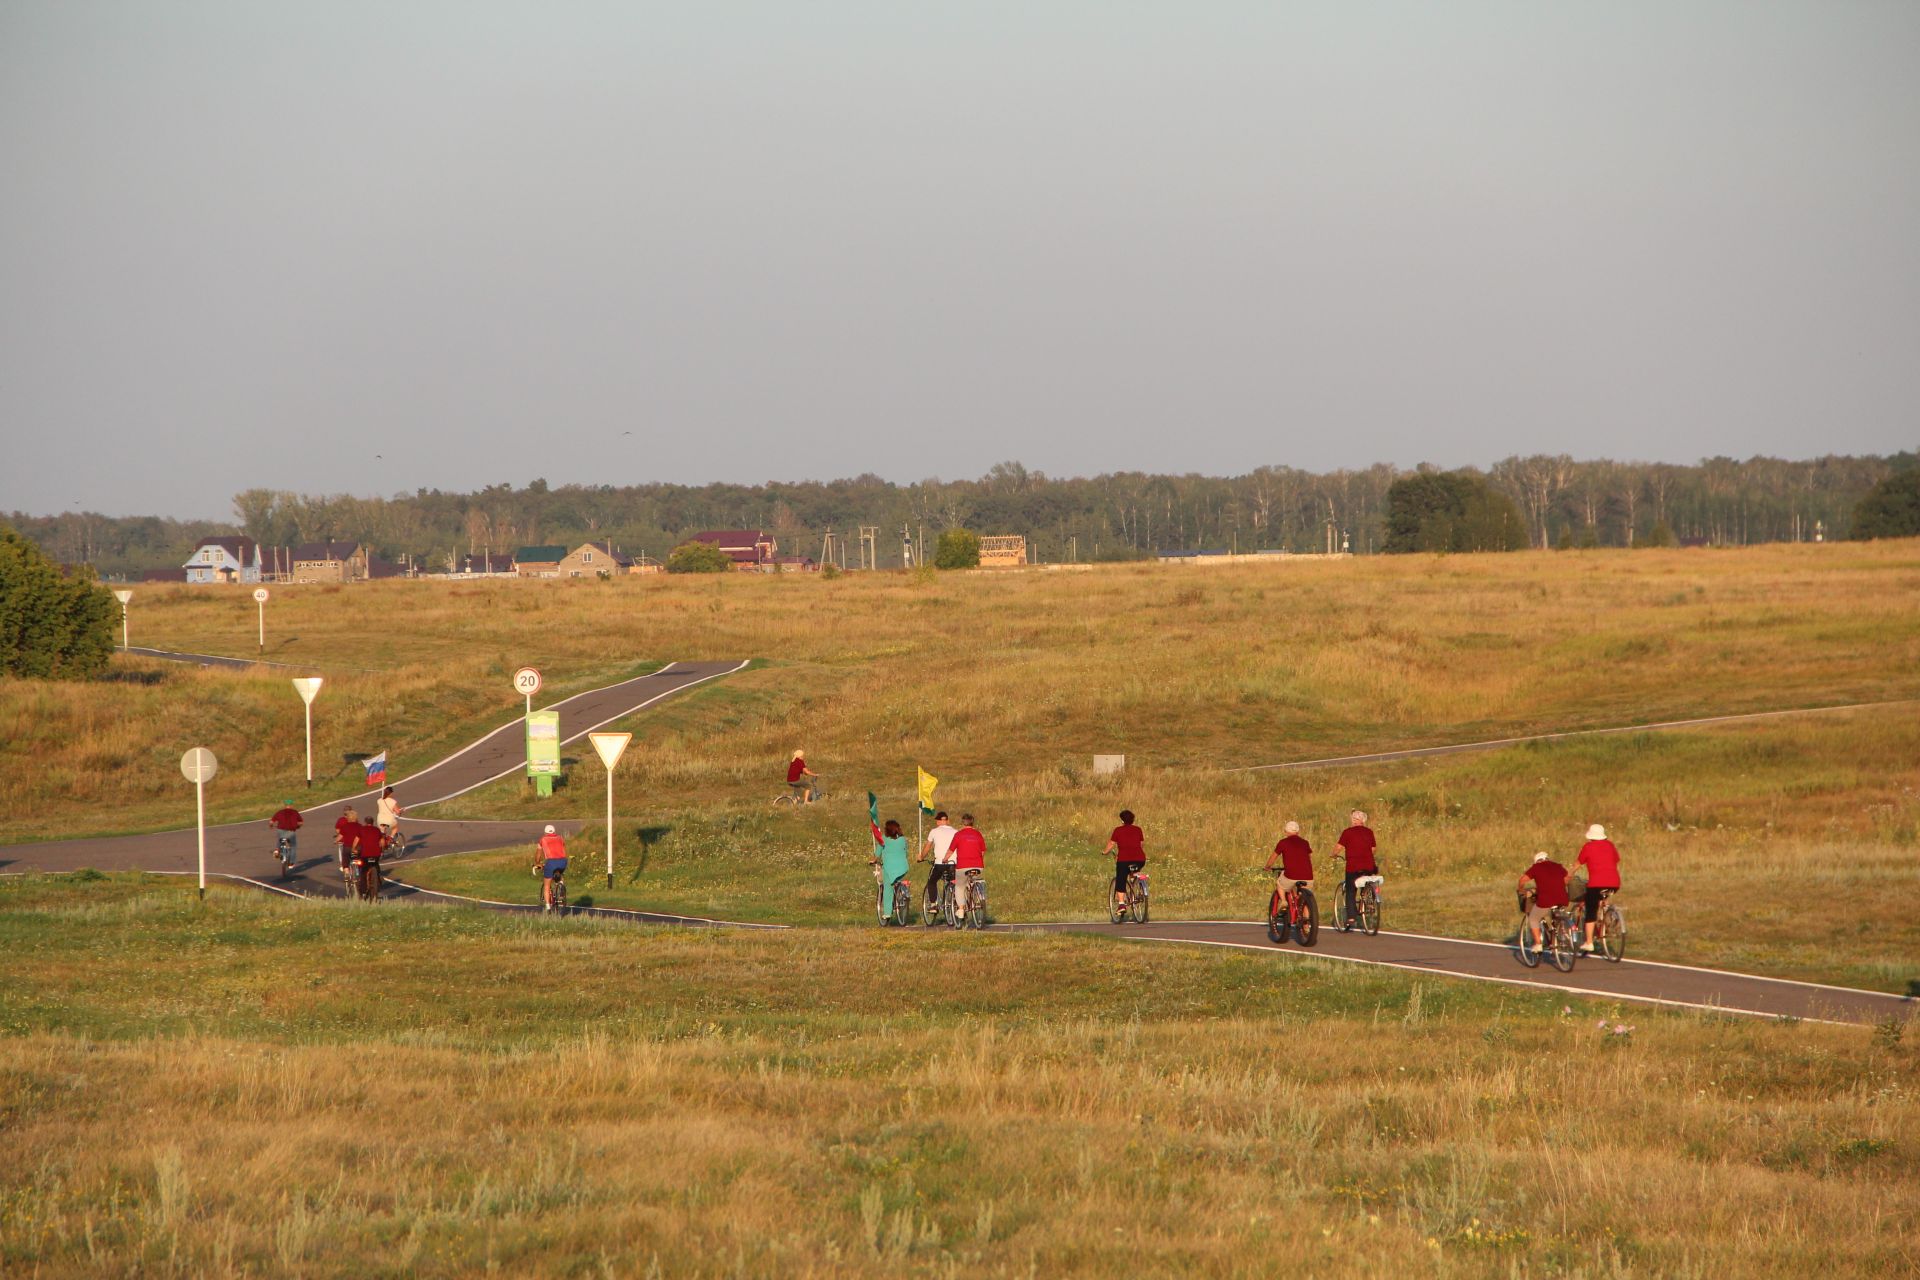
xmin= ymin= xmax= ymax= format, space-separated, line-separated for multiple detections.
xmin=1128 ymin=879 xmax=1148 ymax=924
xmin=1267 ymin=893 xmax=1288 ymax=944
xmin=921 ymin=882 xmax=939 ymax=926
xmin=772 ymin=793 xmax=793 ymax=807
xmin=1108 ymin=883 xmax=1124 ymax=924
xmin=1360 ymin=888 xmax=1380 ymax=937
xmin=1548 ymin=919 xmax=1576 ymax=972
xmin=1600 ymin=906 xmax=1626 ymax=962
xmin=1518 ymin=920 xmax=1541 ymax=968
xmin=1331 ymin=889 xmax=1348 ymax=932
xmin=891 ymin=882 xmax=913 ymax=927
xmin=965 ymin=881 xmax=987 ymax=929
xmin=1294 ymin=890 xmax=1319 ymax=947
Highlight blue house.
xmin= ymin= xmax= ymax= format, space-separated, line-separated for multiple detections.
xmin=183 ymin=536 xmax=262 ymax=584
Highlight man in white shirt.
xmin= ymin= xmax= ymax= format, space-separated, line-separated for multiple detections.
xmin=918 ymin=811 xmax=957 ymax=922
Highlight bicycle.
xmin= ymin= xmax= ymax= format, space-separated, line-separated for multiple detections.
xmin=1108 ymin=868 xmax=1150 ymax=924
xmin=921 ymin=865 xmax=957 ymax=927
xmin=1266 ymin=879 xmax=1319 ymax=946
xmin=273 ymin=830 xmax=297 ymax=878
xmin=381 ymin=825 xmax=406 ymax=858
xmin=1332 ymin=874 xmax=1383 ymax=935
xmin=1516 ymin=891 xmax=1578 ymax=973
xmin=958 ymin=869 xmax=988 ymax=929
xmin=350 ymin=854 xmax=382 ymax=902
xmin=548 ymin=868 xmax=568 ymax=915
xmin=773 ymin=777 xmax=823 ymax=806
xmin=1591 ymin=887 xmax=1626 ymax=962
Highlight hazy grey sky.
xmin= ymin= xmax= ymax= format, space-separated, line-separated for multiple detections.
xmin=3 ymin=2 xmax=1916 ymax=519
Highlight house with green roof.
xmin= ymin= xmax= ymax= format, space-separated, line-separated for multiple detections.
xmin=513 ymin=545 xmax=567 ymax=578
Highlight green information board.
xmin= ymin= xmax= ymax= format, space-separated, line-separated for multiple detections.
xmin=526 ymin=710 xmax=561 ymax=782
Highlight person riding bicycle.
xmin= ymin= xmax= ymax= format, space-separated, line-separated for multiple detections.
xmin=535 ymin=824 xmax=569 ymax=909
xmin=1574 ymin=823 xmax=1622 ymax=953
xmin=1336 ymin=810 xmax=1378 ymax=929
xmin=376 ymin=786 xmax=404 ymax=848
xmin=919 ymin=810 xmax=958 ymax=917
xmin=1266 ymin=820 xmax=1314 ymax=903
xmin=869 ymin=816 xmax=910 ymax=923
xmin=1104 ymin=809 xmax=1146 ymax=913
xmin=949 ymin=814 xmax=986 ymax=918
xmin=333 ymin=805 xmax=362 ymax=875
xmin=1516 ymin=851 xmax=1571 ymax=956
xmin=786 ymin=750 xmax=819 ymax=804
xmin=349 ymin=818 xmax=386 ymax=897
xmin=267 ymin=800 xmax=303 ymax=868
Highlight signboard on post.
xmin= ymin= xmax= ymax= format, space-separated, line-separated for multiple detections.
xmin=292 ymin=677 xmax=324 ymax=787
xmin=253 ymin=587 xmax=270 ymax=652
xmin=179 ymin=747 xmax=218 ymax=900
xmin=513 ymin=667 xmax=542 ymax=717
xmin=112 ymin=590 xmax=132 ymax=648
xmin=526 ymin=709 xmax=562 ymax=797
xmin=589 ymin=732 xmax=633 ymax=888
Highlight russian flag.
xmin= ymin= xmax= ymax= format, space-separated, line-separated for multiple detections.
xmin=364 ymin=752 xmax=387 ymax=788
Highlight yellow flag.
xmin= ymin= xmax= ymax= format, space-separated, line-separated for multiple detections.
xmin=917 ymin=767 xmax=939 ymax=813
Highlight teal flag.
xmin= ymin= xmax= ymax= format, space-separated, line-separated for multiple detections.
xmin=867 ymin=791 xmax=879 ymax=824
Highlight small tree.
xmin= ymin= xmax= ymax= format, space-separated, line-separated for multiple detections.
xmin=1383 ymin=474 xmax=1527 ymax=554
xmin=934 ymin=529 xmax=981 ymax=569
xmin=1640 ymin=521 xmax=1677 ymax=548
xmin=0 ymin=522 xmax=117 ymax=679
xmin=1850 ymin=470 xmax=1920 ymax=540
xmin=665 ymin=541 xmax=734 ymax=574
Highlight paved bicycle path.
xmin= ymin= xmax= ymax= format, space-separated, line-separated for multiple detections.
xmin=124 ymin=646 xmax=326 ymax=671
xmin=995 ymin=917 xmax=1915 ymax=1025
xmin=0 ymin=660 xmax=748 ymax=895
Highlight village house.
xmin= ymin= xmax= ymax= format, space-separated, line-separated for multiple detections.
xmin=182 ymin=536 xmax=262 ymax=584
xmin=689 ymin=529 xmax=776 ymax=570
xmin=513 ymin=546 xmax=566 ymax=578
xmin=978 ymin=535 xmax=1028 ymax=567
xmin=290 ymin=540 xmax=371 ymax=584
xmin=555 ymin=540 xmax=635 ymax=577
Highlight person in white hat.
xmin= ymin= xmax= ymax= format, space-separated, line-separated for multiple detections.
xmin=1574 ymin=824 xmax=1621 ymax=952
xmin=535 ymin=824 xmax=569 ymax=910
xmin=785 ymin=749 xmax=819 ymax=805
xmin=1515 ymin=851 xmax=1570 ymax=955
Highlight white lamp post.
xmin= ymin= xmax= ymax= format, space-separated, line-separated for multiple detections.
xmin=589 ymin=731 xmax=633 ymax=889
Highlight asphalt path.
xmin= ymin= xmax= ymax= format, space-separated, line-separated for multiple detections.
xmin=0 ymin=660 xmax=748 ymax=896
xmin=124 ymin=645 xmax=322 ymax=671
xmin=995 ymin=918 xmax=1914 ymax=1026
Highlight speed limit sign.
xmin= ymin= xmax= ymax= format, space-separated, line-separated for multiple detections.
xmin=513 ymin=667 xmax=542 ymax=697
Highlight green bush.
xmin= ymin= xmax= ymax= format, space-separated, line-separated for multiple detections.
xmin=934 ymin=529 xmax=982 ymax=569
xmin=0 ymin=522 xmax=117 ymax=679
xmin=1383 ymin=473 xmax=1528 ymax=553
xmin=1850 ymin=470 xmax=1920 ymax=540
xmin=665 ymin=541 xmax=736 ymax=574
xmin=1640 ymin=522 xmax=1677 ymax=548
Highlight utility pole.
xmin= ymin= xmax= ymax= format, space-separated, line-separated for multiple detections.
xmin=858 ymin=526 xmax=878 ymax=571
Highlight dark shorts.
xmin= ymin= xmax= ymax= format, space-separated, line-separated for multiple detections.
xmin=1583 ymin=885 xmax=1616 ymax=923
xmin=1114 ymin=860 xmax=1145 ymax=892
xmin=925 ymin=863 xmax=955 ymax=887
xmin=543 ymin=858 xmax=569 ymax=880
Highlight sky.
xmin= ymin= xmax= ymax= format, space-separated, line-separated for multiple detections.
xmin=2 ymin=2 xmax=1916 ymax=521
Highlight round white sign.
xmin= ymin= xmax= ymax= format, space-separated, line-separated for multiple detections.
xmin=179 ymin=747 xmax=219 ymax=783
xmin=513 ymin=666 xmax=543 ymax=697
xmin=253 ymin=587 xmax=270 ymax=602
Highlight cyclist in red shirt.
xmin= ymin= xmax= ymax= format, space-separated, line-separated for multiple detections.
xmin=785 ymin=750 xmax=819 ymax=804
xmin=267 ymin=801 xmax=303 ymax=870
xmin=333 ymin=805 xmax=361 ymax=875
xmin=1516 ymin=852 xmax=1570 ymax=955
xmin=1103 ymin=810 xmax=1146 ymax=913
xmin=949 ymin=814 xmax=986 ymax=917
xmin=350 ymin=819 xmax=387 ymax=898
xmin=1575 ymin=823 xmax=1622 ymax=953
xmin=535 ymin=824 xmax=569 ymax=910
xmin=1264 ymin=821 xmax=1314 ymax=898
xmin=1335 ymin=810 xmax=1378 ymax=930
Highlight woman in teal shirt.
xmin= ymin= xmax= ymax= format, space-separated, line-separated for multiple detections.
xmin=870 ymin=818 xmax=911 ymax=923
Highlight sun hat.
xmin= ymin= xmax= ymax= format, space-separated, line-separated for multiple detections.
xmin=544 ymin=824 xmax=556 ymax=835
xmin=1586 ymin=824 xmax=1606 ymax=841
xmin=1533 ymin=851 xmax=1549 ymax=863
xmin=1284 ymin=821 xmax=1300 ymax=835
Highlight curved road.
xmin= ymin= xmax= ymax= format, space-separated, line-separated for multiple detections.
xmin=0 ymin=660 xmax=747 ymax=895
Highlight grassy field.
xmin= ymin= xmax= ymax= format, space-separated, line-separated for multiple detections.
xmin=2 ymin=876 xmax=1915 ymax=1279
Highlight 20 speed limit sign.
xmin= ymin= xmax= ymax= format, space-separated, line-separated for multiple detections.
xmin=513 ymin=667 xmax=543 ymax=698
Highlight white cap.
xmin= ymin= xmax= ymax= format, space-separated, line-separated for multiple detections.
xmin=1284 ymin=820 xmax=1300 ymax=835
xmin=544 ymin=824 xmax=556 ymax=835
xmin=1586 ymin=824 xmax=1606 ymax=841
xmin=1532 ymin=852 xmax=1549 ymax=863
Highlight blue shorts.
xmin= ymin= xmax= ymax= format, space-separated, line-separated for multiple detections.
xmin=542 ymin=858 xmax=569 ymax=879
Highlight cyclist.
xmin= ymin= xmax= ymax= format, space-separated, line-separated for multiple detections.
xmin=1265 ymin=820 xmax=1314 ymax=906
xmin=949 ymin=814 xmax=986 ymax=918
xmin=376 ymin=786 xmax=405 ymax=849
xmin=1334 ymin=810 xmax=1378 ymax=929
xmin=919 ymin=810 xmax=958 ymax=919
xmin=350 ymin=816 xmax=387 ymax=898
xmin=1104 ymin=809 xmax=1145 ymax=914
xmin=786 ymin=750 xmax=819 ymax=805
xmin=1575 ymin=823 xmax=1622 ymax=953
xmin=869 ymin=817 xmax=910 ymax=923
xmin=535 ymin=824 xmax=568 ymax=910
xmin=267 ymin=800 xmax=303 ymax=870
xmin=1516 ymin=851 xmax=1570 ymax=956
xmin=333 ymin=805 xmax=362 ymax=877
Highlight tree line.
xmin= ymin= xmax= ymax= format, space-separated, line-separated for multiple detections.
xmin=10 ymin=450 xmax=1915 ymax=577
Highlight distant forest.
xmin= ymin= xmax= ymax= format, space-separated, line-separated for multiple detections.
xmin=13 ymin=451 xmax=1917 ymax=577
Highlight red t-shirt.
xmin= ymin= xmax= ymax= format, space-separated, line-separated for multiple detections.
xmin=1337 ymin=825 xmax=1377 ymax=873
xmin=1577 ymin=840 xmax=1620 ymax=889
xmin=537 ymin=833 xmax=567 ymax=862
xmin=950 ymin=827 xmax=985 ymax=869
xmin=1525 ymin=860 xmax=1570 ymax=908
xmin=270 ymin=807 xmax=303 ymax=831
xmin=334 ymin=814 xmax=357 ymax=845
xmin=1110 ymin=824 xmax=1145 ymax=862
xmin=787 ymin=758 xmax=807 ymax=784
xmin=355 ymin=822 xmax=387 ymax=859
xmin=1274 ymin=834 xmax=1313 ymax=882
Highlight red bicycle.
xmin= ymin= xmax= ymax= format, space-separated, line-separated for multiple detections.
xmin=1267 ymin=878 xmax=1319 ymax=946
